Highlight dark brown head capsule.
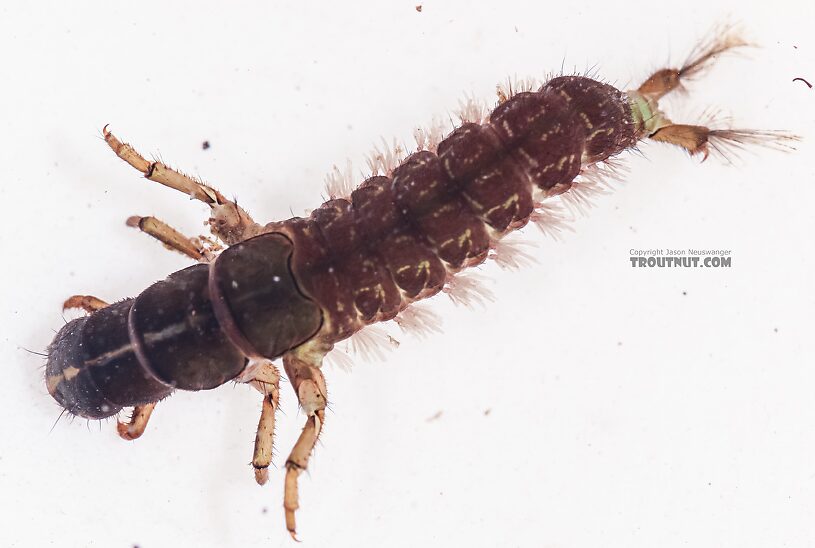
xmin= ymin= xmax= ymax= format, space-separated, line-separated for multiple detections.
xmin=46 ymin=232 xmax=324 ymax=419
xmin=45 ymin=299 xmax=171 ymax=419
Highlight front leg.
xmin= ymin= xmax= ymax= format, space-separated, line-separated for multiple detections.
xmin=117 ymin=402 xmax=157 ymax=440
xmin=103 ymin=126 xmax=264 ymax=245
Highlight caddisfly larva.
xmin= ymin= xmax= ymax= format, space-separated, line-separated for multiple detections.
xmin=44 ymin=25 xmax=797 ymax=539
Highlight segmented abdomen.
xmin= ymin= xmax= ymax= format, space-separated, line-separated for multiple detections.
xmin=274 ymin=76 xmax=639 ymax=342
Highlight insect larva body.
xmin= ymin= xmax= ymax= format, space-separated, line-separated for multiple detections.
xmin=46 ymin=76 xmax=635 ymax=418
xmin=44 ymin=27 xmax=796 ymax=538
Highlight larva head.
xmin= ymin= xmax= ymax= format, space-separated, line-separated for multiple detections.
xmin=46 ymin=316 xmax=124 ymax=419
xmin=209 ymin=232 xmax=324 ymax=360
xmin=46 ymin=300 xmax=173 ymax=419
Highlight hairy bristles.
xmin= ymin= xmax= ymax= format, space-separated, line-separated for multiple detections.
xmin=706 ymin=129 xmax=800 ymax=162
xmin=413 ymin=119 xmax=447 ymax=153
xmin=394 ymin=304 xmax=443 ymax=338
xmin=413 ymin=127 xmax=427 ymax=151
xmin=672 ymin=105 xmax=801 ymax=162
xmin=578 ymin=159 xmax=628 ymax=191
xmin=489 ymin=236 xmax=538 ymax=270
xmin=366 ymin=137 xmax=407 ymax=177
xmin=496 ymin=76 xmax=542 ymax=103
xmin=455 ymin=94 xmax=490 ymax=124
xmin=559 ymin=179 xmax=607 ymax=215
xmin=680 ymin=23 xmax=750 ymax=80
xmin=536 ymin=159 xmax=628 ymax=216
xmin=326 ymin=326 xmax=400 ymax=370
xmin=350 ymin=325 xmax=398 ymax=362
xmin=443 ymin=273 xmax=495 ymax=307
xmin=324 ymin=347 xmax=355 ymax=372
xmin=324 ymin=159 xmax=355 ymax=200
xmin=529 ymin=202 xmax=574 ymax=240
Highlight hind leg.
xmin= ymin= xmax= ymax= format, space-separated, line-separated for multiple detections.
xmin=103 ymin=126 xmax=263 ymax=245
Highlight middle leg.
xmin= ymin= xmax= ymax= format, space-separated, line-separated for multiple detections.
xmin=281 ymin=352 xmax=329 ymax=540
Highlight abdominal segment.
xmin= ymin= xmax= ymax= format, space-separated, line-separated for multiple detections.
xmin=276 ymin=76 xmax=638 ymax=344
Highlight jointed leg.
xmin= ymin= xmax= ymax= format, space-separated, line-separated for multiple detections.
xmin=237 ymin=359 xmax=282 ymax=485
xmin=126 ymin=215 xmax=207 ymax=261
xmin=281 ymin=352 xmax=328 ymax=540
xmin=103 ymin=126 xmax=262 ymax=245
xmin=63 ymin=295 xmax=108 ymax=313
xmin=117 ymin=402 xmax=157 ymax=440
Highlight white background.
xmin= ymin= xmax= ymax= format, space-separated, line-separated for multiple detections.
xmin=2 ymin=2 xmax=814 ymax=547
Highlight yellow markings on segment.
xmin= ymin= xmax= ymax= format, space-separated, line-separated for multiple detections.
xmin=45 ymin=375 xmax=61 ymax=396
xmin=588 ymin=127 xmax=614 ymax=141
xmin=579 ymin=112 xmax=594 ymax=130
xmin=461 ymin=192 xmax=484 ymax=212
xmin=499 ymin=193 xmax=520 ymax=213
xmin=457 ymin=228 xmax=473 ymax=248
xmin=516 ymin=147 xmax=538 ymax=167
xmin=484 ymin=193 xmax=520 ymax=220
xmin=431 ymin=202 xmax=457 ymax=218
xmin=45 ymin=366 xmax=81 ymax=396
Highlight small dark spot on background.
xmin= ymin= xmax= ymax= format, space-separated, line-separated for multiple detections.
xmin=415 ymin=4 xmax=422 ymax=12
xmin=793 ymin=77 xmax=812 ymax=89
xmin=262 ymin=507 xmax=268 ymax=514
xmin=202 ymin=141 xmax=211 ymax=150
xmin=682 ymin=291 xmax=687 ymax=296
xmin=774 ymin=327 xmax=779 ymax=333
xmin=483 ymin=408 xmax=491 ymax=416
